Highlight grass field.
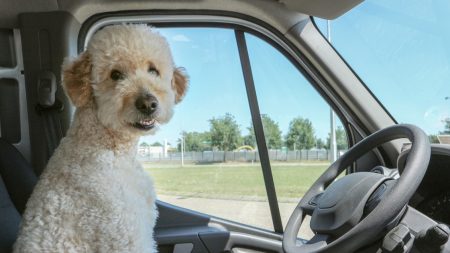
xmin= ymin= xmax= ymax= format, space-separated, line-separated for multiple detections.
xmin=144 ymin=162 xmax=328 ymax=202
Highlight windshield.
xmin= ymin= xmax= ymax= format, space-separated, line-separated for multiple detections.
xmin=315 ymin=0 xmax=450 ymax=142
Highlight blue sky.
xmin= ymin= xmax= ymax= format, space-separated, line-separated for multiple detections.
xmin=316 ymin=0 xmax=450 ymax=134
xmin=140 ymin=0 xmax=450 ymax=146
xmin=140 ymin=28 xmax=336 ymax=146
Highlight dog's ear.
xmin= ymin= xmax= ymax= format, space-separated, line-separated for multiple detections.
xmin=172 ymin=67 xmax=188 ymax=104
xmin=62 ymin=52 xmax=93 ymax=108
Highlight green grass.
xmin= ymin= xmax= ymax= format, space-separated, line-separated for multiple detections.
xmin=144 ymin=162 xmax=328 ymax=202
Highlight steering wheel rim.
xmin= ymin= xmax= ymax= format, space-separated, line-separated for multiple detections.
xmin=283 ymin=124 xmax=431 ymax=253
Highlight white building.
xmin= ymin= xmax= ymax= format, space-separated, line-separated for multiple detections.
xmin=138 ymin=139 xmax=171 ymax=158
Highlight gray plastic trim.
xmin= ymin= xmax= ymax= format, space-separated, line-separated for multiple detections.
xmin=429 ymin=144 xmax=450 ymax=156
xmin=208 ymin=217 xmax=282 ymax=241
xmin=401 ymin=207 xmax=437 ymax=237
xmin=83 ymin=15 xmax=306 ymax=52
xmin=397 ymin=144 xmax=450 ymax=172
xmin=227 ymin=232 xmax=283 ymax=253
xmin=0 ymin=29 xmax=30 ymax=161
xmin=173 ymin=243 xmax=193 ymax=253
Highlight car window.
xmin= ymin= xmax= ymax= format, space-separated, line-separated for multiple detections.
xmin=245 ymin=32 xmax=348 ymax=237
xmin=138 ymin=28 xmax=274 ymax=230
xmin=0 ymin=29 xmax=20 ymax=142
xmin=79 ymin=21 xmax=355 ymax=233
xmin=135 ymin=26 xmax=351 ymax=232
xmin=314 ymin=1 xmax=450 ymax=142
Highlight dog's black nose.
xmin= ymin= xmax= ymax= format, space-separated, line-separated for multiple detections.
xmin=135 ymin=94 xmax=158 ymax=115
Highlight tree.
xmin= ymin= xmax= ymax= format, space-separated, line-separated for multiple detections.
xmin=179 ymin=131 xmax=211 ymax=151
xmin=326 ymin=126 xmax=348 ymax=150
xmin=285 ymin=117 xmax=316 ymax=150
xmin=440 ymin=118 xmax=450 ymax=134
xmin=243 ymin=131 xmax=256 ymax=148
xmin=316 ymin=138 xmax=326 ymax=149
xmin=429 ymin=134 xmax=439 ymax=144
xmin=139 ymin=142 xmax=149 ymax=147
xmin=244 ymin=115 xmax=282 ymax=149
xmin=151 ymin=141 xmax=162 ymax=147
xmin=209 ymin=113 xmax=242 ymax=151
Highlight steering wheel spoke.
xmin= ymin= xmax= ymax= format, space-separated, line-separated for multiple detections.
xmin=298 ymin=234 xmax=329 ymax=253
xmin=300 ymin=192 xmax=323 ymax=215
xmin=307 ymin=233 xmax=330 ymax=246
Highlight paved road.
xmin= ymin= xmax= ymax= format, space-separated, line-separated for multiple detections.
xmin=159 ymin=194 xmax=314 ymax=239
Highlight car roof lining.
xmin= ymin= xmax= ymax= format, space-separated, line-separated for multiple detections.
xmin=0 ymin=0 xmax=363 ymax=28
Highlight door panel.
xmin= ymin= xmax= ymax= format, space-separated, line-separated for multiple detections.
xmin=155 ymin=201 xmax=283 ymax=253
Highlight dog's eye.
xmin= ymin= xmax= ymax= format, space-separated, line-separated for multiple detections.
xmin=148 ymin=67 xmax=159 ymax=76
xmin=110 ymin=70 xmax=124 ymax=81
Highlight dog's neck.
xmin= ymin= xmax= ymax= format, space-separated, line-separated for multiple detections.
xmin=66 ymin=103 xmax=139 ymax=156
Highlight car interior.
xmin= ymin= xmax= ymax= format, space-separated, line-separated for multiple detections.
xmin=1 ymin=0 xmax=450 ymax=252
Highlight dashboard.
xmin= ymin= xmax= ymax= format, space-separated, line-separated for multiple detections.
xmin=400 ymin=144 xmax=450 ymax=226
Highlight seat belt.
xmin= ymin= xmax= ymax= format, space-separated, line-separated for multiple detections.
xmin=35 ymin=71 xmax=64 ymax=158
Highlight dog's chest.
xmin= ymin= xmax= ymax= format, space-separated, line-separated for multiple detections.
xmin=119 ymin=169 xmax=154 ymax=211
xmin=104 ymin=158 xmax=156 ymax=237
xmin=117 ymin=163 xmax=154 ymax=205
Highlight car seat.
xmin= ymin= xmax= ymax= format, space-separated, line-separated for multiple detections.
xmin=0 ymin=138 xmax=37 ymax=253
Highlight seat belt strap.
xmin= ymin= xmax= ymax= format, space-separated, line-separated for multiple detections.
xmin=36 ymin=71 xmax=64 ymax=159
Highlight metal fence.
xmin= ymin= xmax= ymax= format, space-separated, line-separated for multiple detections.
xmin=138 ymin=150 xmax=345 ymax=163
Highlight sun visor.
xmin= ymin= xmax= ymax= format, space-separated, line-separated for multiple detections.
xmin=279 ymin=0 xmax=364 ymax=20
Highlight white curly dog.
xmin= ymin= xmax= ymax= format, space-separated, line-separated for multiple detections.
xmin=14 ymin=25 xmax=188 ymax=253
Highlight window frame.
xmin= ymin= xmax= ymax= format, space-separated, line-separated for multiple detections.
xmin=79 ymin=12 xmax=355 ymax=234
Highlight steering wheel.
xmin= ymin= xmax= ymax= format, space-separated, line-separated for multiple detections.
xmin=283 ymin=124 xmax=431 ymax=253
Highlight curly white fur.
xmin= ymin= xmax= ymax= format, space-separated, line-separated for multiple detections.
xmin=13 ymin=25 xmax=188 ymax=253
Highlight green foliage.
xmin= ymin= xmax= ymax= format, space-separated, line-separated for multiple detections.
xmin=209 ymin=113 xmax=242 ymax=151
xmin=316 ymin=138 xmax=326 ymax=149
xmin=243 ymin=132 xmax=256 ymax=148
xmin=180 ymin=131 xmax=211 ymax=151
xmin=427 ymin=118 xmax=450 ymax=144
xmin=170 ymin=113 xmax=349 ymax=152
xmin=139 ymin=142 xmax=149 ymax=147
xmin=440 ymin=118 xmax=450 ymax=134
xmin=151 ymin=141 xmax=163 ymax=147
xmin=285 ymin=117 xmax=316 ymax=150
xmin=326 ymin=126 xmax=348 ymax=150
xmin=429 ymin=134 xmax=439 ymax=144
xmin=244 ymin=115 xmax=282 ymax=150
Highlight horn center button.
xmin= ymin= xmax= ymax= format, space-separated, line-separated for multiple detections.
xmin=310 ymin=172 xmax=389 ymax=236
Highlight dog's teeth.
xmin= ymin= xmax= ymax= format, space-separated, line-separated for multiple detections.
xmin=139 ymin=119 xmax=155 ymax=126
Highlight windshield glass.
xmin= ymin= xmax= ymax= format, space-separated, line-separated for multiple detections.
xmin=315 ymin=0 xmax=450 ymax=142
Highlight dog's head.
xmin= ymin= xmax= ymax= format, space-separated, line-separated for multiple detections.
xmin=62 ymin=25 xmax=188 ymax=136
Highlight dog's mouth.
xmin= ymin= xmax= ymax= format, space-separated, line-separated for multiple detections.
xmin=129 ymin=118 xmax=157 ymax=130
